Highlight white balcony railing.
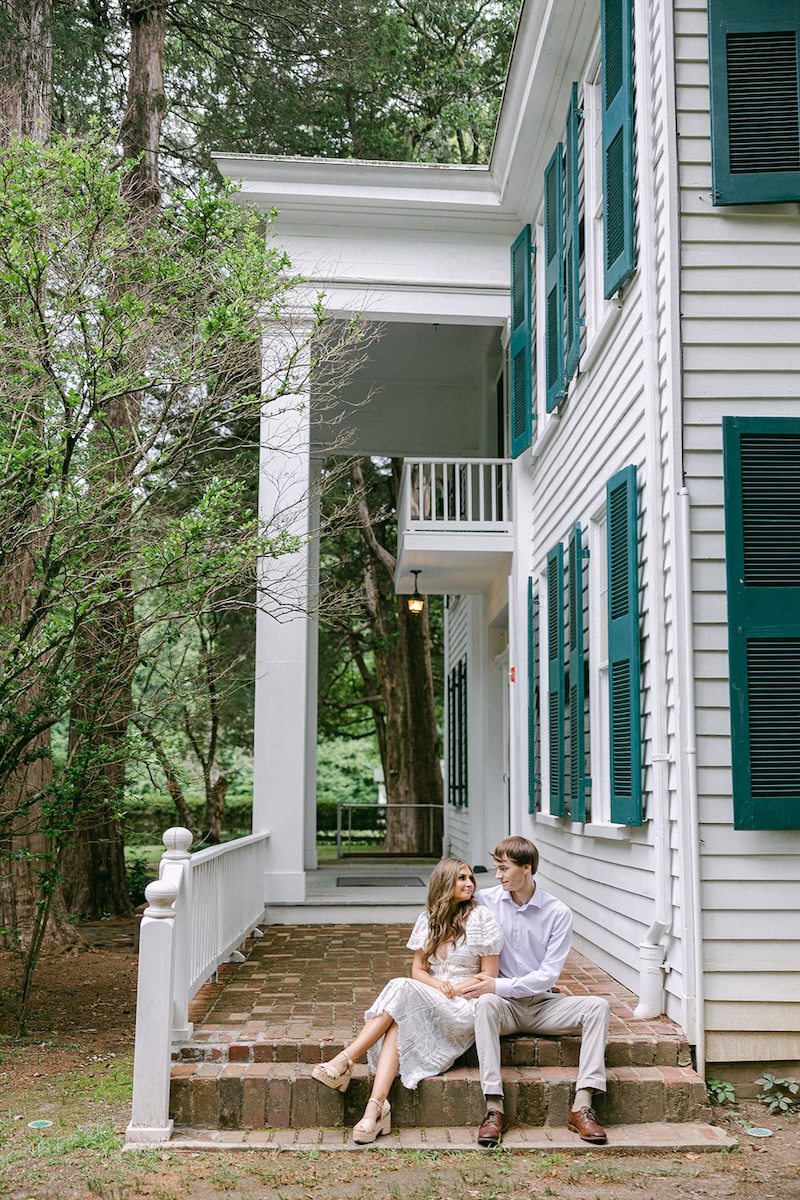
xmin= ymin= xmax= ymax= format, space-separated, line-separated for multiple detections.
xmin=397 ymin=458 xmax=512 ymax=533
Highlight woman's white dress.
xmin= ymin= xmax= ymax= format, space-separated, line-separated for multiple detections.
xmin=364 ymin=905 xmax=504 ymax=1088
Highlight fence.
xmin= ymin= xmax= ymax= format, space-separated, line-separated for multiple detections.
xmin=336 ymin=802 xmax=442 ymax=858
xmin=396 ymin=458 xmax=513 ymax=532
xmin=125 ymin=826 xmax=269 ymax=1145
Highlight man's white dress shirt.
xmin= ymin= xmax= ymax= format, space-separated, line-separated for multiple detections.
xmin=477 ymin=883 xmax=572 ymax=999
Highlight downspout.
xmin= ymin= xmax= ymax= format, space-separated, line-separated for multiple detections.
xmin=678 ymin=486 xmax=706 ymax=1076
xmin=631 ymin=0 xmax=672 ymax=1019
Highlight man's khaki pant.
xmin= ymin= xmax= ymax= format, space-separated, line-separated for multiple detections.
xmin=474 ymin=991 xmax=610 ymax=1097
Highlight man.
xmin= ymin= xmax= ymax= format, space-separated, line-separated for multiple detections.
xmin=462 ymin=836 xmax=610 ymax=1147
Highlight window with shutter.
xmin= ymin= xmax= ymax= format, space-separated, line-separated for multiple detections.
xmin=568 ymin=523 xmax=588 ymax=821
xmin=565 ymin=84 xmax=582 ymax=380
xmin=547 ymin=544 xmax=565 ymax=815
xmin=606 ymin=465 xmax=642 ymax=824
xmin=447 ymin=655 xmax=468 ymax=808
xmin=544 ymin=147 xmax=566 ymax=413
xmin=528 ymin=576 xmax=538 ymax=813
xmin=510 ymin=226 xmax=534 ymax=456
xmin=708 ymin=0 xmax=800 ymax=205
xmin=601 ymin=0 xmax=636 ymax=297
xmin=722 ymin=417 xmax=800 ymax=829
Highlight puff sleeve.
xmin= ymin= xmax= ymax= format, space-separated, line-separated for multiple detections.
xmin=465 ymin=906 xmax=504 ymax=957
xmin=406 ymin=911 xmax=430 ymax=951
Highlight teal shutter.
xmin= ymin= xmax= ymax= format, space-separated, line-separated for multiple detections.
xmin=547 ymin=544 xmax=565 ymax=816
xmin=568 ymin=523 xmax=587 ymax=822
xmin=544 ymin=146 xmax=566 ymax=413
xmin=528 ymin=576 xmax=537 ymax=813
xmin=601 ymin=0 xmax=636 ymax=298
xmin=564 ymin=84 xmax=582 ymax=380
xmin=606 ymin=466 xmax=642 ymax=824
xmin=708 ymin=0 xmax=800 ymax=205
xmin=722 ymin=417 xmax=800 ymax=829
xmin=510 ymin=225 xmax=533 ymax=457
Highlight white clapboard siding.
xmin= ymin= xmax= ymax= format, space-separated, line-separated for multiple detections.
xmin=517 ymin=0 xmax=692 ymax=1019
xmin=676 ymin=0 xmax=800 ymax=1059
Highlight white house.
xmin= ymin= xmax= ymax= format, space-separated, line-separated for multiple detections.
xmin=214 ymin=0 xmax=800 ymax=1085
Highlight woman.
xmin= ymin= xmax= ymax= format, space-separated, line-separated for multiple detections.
xmin=312 ymin=858 xmax=503 ymax=1143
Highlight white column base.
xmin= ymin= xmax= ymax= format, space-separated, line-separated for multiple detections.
xmin=171 ymin=1022 xmax=194 ymax=1042
xmin=265 ymin=869 xmax=306 ymax=904
xmin=124 ymin=1119 xmax=174 ymax=1146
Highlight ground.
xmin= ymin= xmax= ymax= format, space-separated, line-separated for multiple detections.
xmin=1 ymin=924 xmax=799 ymax=1200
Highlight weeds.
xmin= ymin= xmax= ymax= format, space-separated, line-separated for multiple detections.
xmin=707 ymin=1077 xmax=737 ymax=1105
xmin=756 ymin=1073 xmax=800 ymax=1113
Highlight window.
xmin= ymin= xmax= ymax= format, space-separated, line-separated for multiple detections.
xmin=544 ymin=145 xmax=566 ymax=412
xmin=708 ymin=0 xmax=800 ymax=205
xmin=447 ymin=655 xmax=468 ymax=807
xmin=527 ymin=577 xmax=540 ymax=813
xmin=601 ymin=0 xmax=636 ymax=296
xmin=568 ymin=524 xmax=589 ymax=821
xmin=722 ymin=417 xmax=800 ymax=829
xmin=606 ymin=465 xmax=643 ymax=824
xmin=546 ymin=544 xmax=566 ymax=814
xmin=510 ymin=225 xmax=534 ymax=456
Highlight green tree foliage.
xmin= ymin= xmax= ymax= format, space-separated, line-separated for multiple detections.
xmin=0 ymin=134 xmax=303 ymax=1012
xmin=49 ymin=0 xmax=518 ymax=172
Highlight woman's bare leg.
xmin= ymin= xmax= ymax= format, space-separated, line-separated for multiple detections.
xmin=368 ymin=1021 xmax=399 ymax=1104
xmin=326 ymin=1012 xmax=394 ymax=1072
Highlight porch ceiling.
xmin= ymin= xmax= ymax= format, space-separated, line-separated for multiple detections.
xmin=313 ymin=322 xmax=502 ymax=459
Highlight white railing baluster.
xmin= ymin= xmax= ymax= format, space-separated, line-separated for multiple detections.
xmin=398 ymin=458 xmax=513 ymax=532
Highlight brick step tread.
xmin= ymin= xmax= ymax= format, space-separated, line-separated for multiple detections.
xmin=175 ymin=1032 xmax=691 ymax=1069
xmin=159 ymin=1121 xmax=736 ymax=1152
xmin=170 ymin=1063 xmax=710 ymax=1130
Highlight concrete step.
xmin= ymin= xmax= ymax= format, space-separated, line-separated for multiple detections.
xmin=160 ymin=1121 xmax=737 ymax=1152
xmin=264 ymin=903 xmax=426 ymax=925
xmin=169 ymin=1061 xmax=711 ymax=1131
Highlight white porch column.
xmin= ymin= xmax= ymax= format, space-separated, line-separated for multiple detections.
xmin=253 ymin=322 xmax=317 ymax=902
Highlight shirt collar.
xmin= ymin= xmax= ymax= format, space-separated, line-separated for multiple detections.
xmin=498 ymin=883 xmax=542 ymax=911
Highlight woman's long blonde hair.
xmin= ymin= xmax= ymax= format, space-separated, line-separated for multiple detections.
xmin=422 ymin=858 xmax=477 ymax=965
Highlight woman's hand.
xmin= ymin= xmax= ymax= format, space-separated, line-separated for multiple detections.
xmin=411 ymin=949 xmax=455 ymax=998
xmin=431 ymin=978 xmax=456 ymax=999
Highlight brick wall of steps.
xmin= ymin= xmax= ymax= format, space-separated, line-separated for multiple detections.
xmin=170 ymin=1032 xmax=711 ymax=1133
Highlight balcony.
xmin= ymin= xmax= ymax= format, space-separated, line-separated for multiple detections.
xmin=395 ymin=458 xmax=514 ymax=596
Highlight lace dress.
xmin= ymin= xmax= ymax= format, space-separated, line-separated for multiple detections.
xmin=364 ymin=906 xmax=504 ymax=1088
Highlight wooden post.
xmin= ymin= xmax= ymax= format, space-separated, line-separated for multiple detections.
xmin=125 ymin=878 xmax=179 ymax=1144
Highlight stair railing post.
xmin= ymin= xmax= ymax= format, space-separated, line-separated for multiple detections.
xmin=159 ymin=827 xmax=194 ymax=1042
xmin=125 ymin=878 xmax=179 ymax=1144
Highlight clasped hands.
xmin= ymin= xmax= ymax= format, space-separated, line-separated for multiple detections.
xmin=430 ymin=972 xmax=497 ymax=1000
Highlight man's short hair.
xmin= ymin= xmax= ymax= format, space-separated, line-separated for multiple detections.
xmin=491 ymin=836 xmax=539 ymax=873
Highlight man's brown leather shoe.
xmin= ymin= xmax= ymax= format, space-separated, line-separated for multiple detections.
xmin=477 ymin=1109 xmax=507 ymax=1147
xmin=567 ymin=1106 xmax=607 ymax=1143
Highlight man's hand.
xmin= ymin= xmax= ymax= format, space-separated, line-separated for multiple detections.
xmin=459 ymin=972 xmax=497 ymax=999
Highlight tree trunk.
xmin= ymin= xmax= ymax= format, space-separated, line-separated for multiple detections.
xmin=61 ymin=0 xmax=166 ymax=916
xmin=0 ymin=0 xmax=76 ymax=950
xmin=204 ymin=771 xmax=229 ymax=844
xmin=0 ymin=0 xmax=52 ymax=145
xmin=349 ymin=457 xmax=443 ymax=855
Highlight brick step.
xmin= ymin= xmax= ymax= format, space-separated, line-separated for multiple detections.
xmin=170 ymin=1062 xmax=710 ymax=1132
xmin=174 ymin=1031 xmax=693 ymax=1070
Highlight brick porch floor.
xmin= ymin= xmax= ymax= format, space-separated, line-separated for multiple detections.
xmin=183 ymin=924 xmax=691 ymax=1064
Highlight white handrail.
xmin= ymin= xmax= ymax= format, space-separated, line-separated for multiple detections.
xmin=398 ymin=458 xmax=512 ymax=531
xmin=127 ymin=826 xmax=270 ymax=1145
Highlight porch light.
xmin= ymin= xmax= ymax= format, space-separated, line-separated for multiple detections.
xmin=407 ymin=570 xmax=425 ymax=615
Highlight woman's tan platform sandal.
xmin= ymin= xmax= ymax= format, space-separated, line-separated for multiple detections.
xmin=311 ymin=1053 xmax=353 ymax=1092
xmin=352 ymin=1097 xmax=391 ymax=1144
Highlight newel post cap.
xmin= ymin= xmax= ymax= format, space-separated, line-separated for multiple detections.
xmin=143 ymin=878 xmax=179 ymax=917
xmin=162 ymin=827 xmax=193 ymax=859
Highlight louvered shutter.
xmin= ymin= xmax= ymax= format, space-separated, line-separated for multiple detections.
xmin=722 ymin=417 xmax=800 ymax=829
xmin=708 ymin=0 xmax=800 ymax=205
xmin=601 ymin=0 xmax=636 ymax=298
xmin=568 ymin=524 xmax=587 ymax=822
xmin=510 ymin=226 xmax=533 ymax=457
xmin=547 ymin=544 xmax=565 ymax=815
xmin=564 ymin=84 xmax=582 ymax=380
xmin=528 ymin=576 xmax=537 ymax=813
xmin=544 ymin=146 xmax=566 ymax=413
xmin=606 ymin=466 xmax=642 ymax=824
